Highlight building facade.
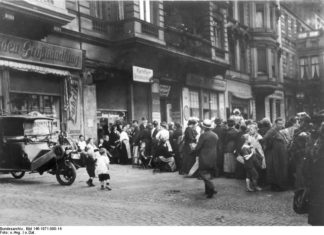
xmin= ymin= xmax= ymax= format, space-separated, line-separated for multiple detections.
xmin=1 ymin=0 xmax=323 ymax=140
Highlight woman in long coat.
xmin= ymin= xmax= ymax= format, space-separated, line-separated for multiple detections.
xmin=263 ymin=118 xmax=289 ymax=191
xmin=180 ymin=119 xmax=198 ymax=175
xmin=223 ymin=119 xmax=239 ymax=178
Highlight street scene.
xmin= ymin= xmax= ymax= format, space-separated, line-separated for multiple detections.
xmin=0 ymin=0 xmax=324 ymax=227
xmin=0 ymin=165 xmax=307 ymax=226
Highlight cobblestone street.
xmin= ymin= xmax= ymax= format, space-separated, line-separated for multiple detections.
xmin=0 ymin=165 xmax=308 ymax=226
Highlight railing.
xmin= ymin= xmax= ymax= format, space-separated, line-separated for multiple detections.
xmin=141 ymin=21 xmax=159 ymax=38
xmin=164 ymin=26 xmax=212 ymax=58
xmin=92 ymin=19 xmax=107 ymax=33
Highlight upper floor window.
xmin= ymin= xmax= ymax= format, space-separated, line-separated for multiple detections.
xmin=271 ymin=49 xmax=276 ymax=78
xmin=139 ymin=0 xmax=158 ymax=24
xmin=311 ymin=56 xmax=319 ymax=79
xmin=213 ymin=19 xmax=224 ymax=48
xmin=90 ymin=1 xmax=104 ymax=19
xmin=240 ymin=44 xmax=247 ymax=73
xmin=255 ymin=4 xmax=264 ymax=28
xmin=257 ymin=48 xmax=267 ymax=74
xmin=270 ymin=6 xmax=274 ymax=29
xmin=299 ymin=57 xmax=308 ymax=79
xmin=238 ymin=2 xmax=245 ymax=25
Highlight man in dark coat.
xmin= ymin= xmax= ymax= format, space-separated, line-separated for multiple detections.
xmin=131 ymin=120 xmax=141 ymax=165
xmin=212 ymin=118 xmax=225 ymax=177
xmin=194 ymin=119 xmax=219 ymax=198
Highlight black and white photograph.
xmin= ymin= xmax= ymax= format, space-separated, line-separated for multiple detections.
xmin=0 ymin=0 xmax=324 ymax=229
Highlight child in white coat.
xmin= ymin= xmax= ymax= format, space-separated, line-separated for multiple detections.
xmin=96 ymin=148 xmax=112 ymax=190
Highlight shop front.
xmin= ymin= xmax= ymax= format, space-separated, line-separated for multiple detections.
xmin=0 ymin=33 xmax=83 ymax=136
xmin=226 ymin=80 xmax=254 ymax=120
xmin=182 ymin=73 xmax=226 ymax=125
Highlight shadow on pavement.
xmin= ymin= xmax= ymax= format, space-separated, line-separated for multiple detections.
xmin=0 ymin=178 xmax=45 ymax=185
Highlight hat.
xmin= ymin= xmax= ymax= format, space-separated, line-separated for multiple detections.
xmin=233 ymin=108 xmax=241 ymax=114
xmin=160 ymin=121 xmax=168 ymax=128
xmin=187 ymin=119 xmax=197 ymax=126
xmin=214 ymin=118 xmax=222 ymax=125
xmin=201 ymin=119 xmax=213 ymax=129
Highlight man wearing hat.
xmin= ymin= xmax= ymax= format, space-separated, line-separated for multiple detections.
xmin=194 ymin=119 xmax=219 ymax=198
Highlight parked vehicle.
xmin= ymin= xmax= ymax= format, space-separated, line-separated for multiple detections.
xmin=0 ymin=114 xmax=78 ymax=185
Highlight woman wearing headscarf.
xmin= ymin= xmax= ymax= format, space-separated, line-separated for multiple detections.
xmin=180 ymin=118 xmax=198 ymax=175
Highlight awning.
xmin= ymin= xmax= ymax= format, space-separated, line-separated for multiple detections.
xmin=229 ymin=91 xmax=253 ymax=100
xmin=0 ymin=59 xmax=70 ymax=76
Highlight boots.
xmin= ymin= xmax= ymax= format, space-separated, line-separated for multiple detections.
xmin=246 ymin=179 xmax=255 ymax=192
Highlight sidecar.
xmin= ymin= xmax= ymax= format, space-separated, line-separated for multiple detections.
xmin=0 ymin=114 xmax=76 ymax=185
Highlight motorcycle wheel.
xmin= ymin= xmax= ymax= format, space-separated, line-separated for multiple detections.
xmin=56 ymin=162 xmax=76 ymax=186
xmin=11 ymin=171 xmax=25 ymax=179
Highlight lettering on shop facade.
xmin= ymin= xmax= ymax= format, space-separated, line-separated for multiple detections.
xmin=0 ymin=33 xmax=82 ymax=69
xmin=186 ymin=73 xmax=226 ymax=91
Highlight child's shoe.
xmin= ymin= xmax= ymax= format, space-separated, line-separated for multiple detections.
xmin=101 ymin=185 xmax=105 ymax=190
xmin=106 ymin=184 xmax=112 ymax=191
xmin=86 ymin=179 xmax=95 ymax=187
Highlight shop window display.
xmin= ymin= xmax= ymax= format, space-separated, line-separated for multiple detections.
xmin=10 ymin=93 xmax=60 ymax=132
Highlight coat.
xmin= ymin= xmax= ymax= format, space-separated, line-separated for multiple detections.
xmin=194 ymin=129 xmax=218 ymax=171
xmin=224 ymin=127 xmax=239 ymax=153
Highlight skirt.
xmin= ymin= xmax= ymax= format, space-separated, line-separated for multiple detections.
xmin=224 ymin=153 xmax=236 ymax=173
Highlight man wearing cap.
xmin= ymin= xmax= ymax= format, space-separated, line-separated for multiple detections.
xmin=194 ymin=119 xmax=219 ymax=198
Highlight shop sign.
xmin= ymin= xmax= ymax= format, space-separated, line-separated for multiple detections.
xmin=0 ymin=33 xmax=82 ymax=70
xmin=186 ymin=73 xmax=226 ymax=91
xmin=171 ymin=111 xmax=181 ymax=121
xmin=159 ymin=84 xmax=171 ymax=97
xmin=133 ymin=66 xmax=153 ymax=83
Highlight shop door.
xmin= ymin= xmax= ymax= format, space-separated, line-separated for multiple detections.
xmin=133 ymin=82 xmax=150 ymax=121
xmin=160 ymin=98 xmax=167 ymax=122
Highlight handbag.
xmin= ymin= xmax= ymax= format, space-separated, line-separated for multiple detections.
xmin=293 ymin=188 xmax=309 ymax=214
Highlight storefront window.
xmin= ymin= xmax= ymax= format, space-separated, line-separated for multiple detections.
xmin=189 ymin=90 xmax=200 ymax=118
xmin=10 ymin=93 xmax=60 ymax=131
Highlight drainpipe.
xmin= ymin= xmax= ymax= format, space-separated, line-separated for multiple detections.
xmin=77 ymin=0 xmax=86 ymax=137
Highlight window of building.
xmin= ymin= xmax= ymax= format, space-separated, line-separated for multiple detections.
xmin=311 ymin=56 xmax=319 ymax=79
xmin=240 ymin=44 xmax=247 ymax=73
xmin=238 ymin=2 xmax=245 ymax=25
xmin=139 ymin=0 xmax=158 ymax=24
xmin=283 ymin=51 xmax=287 ymax=77
xmin=271 ymin=49 xmax=276 ymax=78
xmin=89 ymin=1 xmax=104 ymax=19
xmin=228 ymin=35 xmax=236 ymax=69
xmin=270 ymin=5 xmax=274 ymax=29
xmin=255 ymin=4 xmax=264 ymax=28
xmin=299 ymin=57 xmax=308 ymax=79
xmin=202 ymin=91 xmax=219 ymax=119
xmin=228 ymin=1 xmax=234 ymax=19
xmin=257 ymin=48 xmax=267 ymax=74
xmin=213 ymin=19 xmax=224 ymax=48
xmin=285 ymin=14 xmax=289 ymax=33
xmin=117 ymin=1 xmax=124 ymax=20
xmin=189 ymin=90 xmax=200 ymax=118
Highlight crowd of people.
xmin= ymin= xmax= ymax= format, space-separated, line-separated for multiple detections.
xmin=71 ymin=108 xmax=324 ymax=224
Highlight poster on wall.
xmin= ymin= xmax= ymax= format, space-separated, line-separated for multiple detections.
xmin=65 ymin=75 xmax=82 ymax=136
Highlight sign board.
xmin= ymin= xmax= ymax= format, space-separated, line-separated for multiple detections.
xmin=133 ymin=66 xmax=153 ymax=83
xmin=0 ymin=33 xmax=82 ymax=70
xmin=186 ymin=73 xmax=226 ymax=91
xmin=159 ymin=84 xmax=171 ymax=97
